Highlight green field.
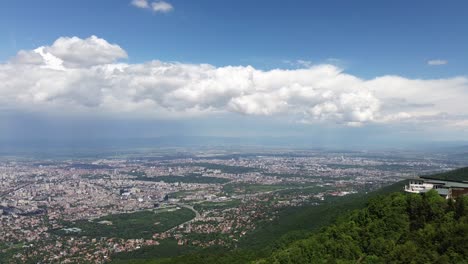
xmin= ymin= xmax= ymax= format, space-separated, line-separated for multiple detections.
xmin=137 ymin=175 xmax=231 ymax=184
xmin=175 ymin=163 xmax=259 ymax=174
xmin=81 ymin=173 xmax=111 ymax=180
xmin=123 ymin=171 xmax=148 ymax=177
xmin=274 ymin=185 xmax=329 ymax=196
xmin=56 ymin=207 xmax=195 ymax=239
xmin=223 ymin=183 xmax=287 ymax=194
xmin=222 ymin=183 xmax=316 ymax=195
xmin=193 ymin=200 xmax=242 ymax=212
xmin=168 ymin=190 xmax=194 ymax=199
xmin=262 ymin=173 xmax=312 ymax=178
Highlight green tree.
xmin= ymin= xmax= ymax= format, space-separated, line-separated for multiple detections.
xmin=455 ymin=197 xmax=466 ymax=220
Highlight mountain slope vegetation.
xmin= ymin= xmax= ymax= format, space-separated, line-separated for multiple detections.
xmin=258 ymin=190 xmax=468 ymax=263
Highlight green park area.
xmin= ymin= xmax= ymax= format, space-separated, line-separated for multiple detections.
xmin=222 ymin=182 xmax=319 ymax=195
xmin=193 ymin=199 xmax=242 ymax=212
xmin=137 ymin=174 xmax=231 ymax=184
xmin=56 ymin=207 xmax=195 ymax=239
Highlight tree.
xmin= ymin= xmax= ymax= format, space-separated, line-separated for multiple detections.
xmin=455 ymin=197 xmax=466 ymax=220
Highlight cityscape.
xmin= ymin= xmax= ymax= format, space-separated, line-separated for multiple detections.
xmin=1 ymin=148 xmax=464 ymax=262
xmin=1 ymin=0 xmax=468 ymax=263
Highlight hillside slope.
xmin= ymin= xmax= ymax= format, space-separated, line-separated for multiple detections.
xmin=259 ymin=190 xmax=468 ymax=263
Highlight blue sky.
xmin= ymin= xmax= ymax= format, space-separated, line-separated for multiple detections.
xmin=2 ymin=0 xmax=467 ymax=77
xmin=0 ymin=0 xmax=468 ymax=146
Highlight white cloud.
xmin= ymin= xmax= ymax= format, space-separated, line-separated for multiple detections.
xmin=151 ymin=1 xmax=173 ymax=13
xmin=131 ymin=0 xmax=149 ymax=9
xmin=14 ymin=36 xmax=127 ymax=68
xmin=2 ymin=36 xmax=468 ymax=129
xmin=427 ymin=59 xmax=448 ymax=66
xmin=131 ymin=0 xmax=173 ymax=13
xmin=10 ymin=50 xmax=44 ymax=65
xmin=46 ymin=36 xmax=127 ymax=67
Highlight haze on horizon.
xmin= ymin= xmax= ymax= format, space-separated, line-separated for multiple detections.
xmin=1 ymin=0 xmax=468 ymax=147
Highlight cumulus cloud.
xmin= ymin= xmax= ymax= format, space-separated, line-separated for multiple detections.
xmin=131 ymin=0 xmax=149 ymax=9
xmin=131 ymin=0 xmax=173 ymax=13
xmin=2 ymin=36 xmax=468 ymax=128
xmin=151 ymin=1 xmax=173 ymax=13
xmin=11 ymin=36 xmax=127 ymax=69
xmin=427 ymin=59 xmax=448 ymax=66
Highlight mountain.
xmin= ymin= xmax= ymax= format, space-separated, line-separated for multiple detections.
xmin=258 ymin=189 xmax=468 ymax=263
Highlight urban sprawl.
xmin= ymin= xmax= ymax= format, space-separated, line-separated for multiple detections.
xmin=0 ymin=149 xmax=458 ymax=263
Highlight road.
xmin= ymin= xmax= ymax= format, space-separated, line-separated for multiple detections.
xmin=176 ymin=203 xmax=201 ymax=218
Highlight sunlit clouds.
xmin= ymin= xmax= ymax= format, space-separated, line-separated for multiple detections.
xmin=2 ymin=36 xmax=468 ymax=129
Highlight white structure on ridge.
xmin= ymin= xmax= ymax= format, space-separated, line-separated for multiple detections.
xmin=405 ymin=177 xmax=468 ymax=199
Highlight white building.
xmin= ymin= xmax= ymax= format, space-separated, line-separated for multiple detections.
xmin=405 ymin=177 xmax=468 ymax=199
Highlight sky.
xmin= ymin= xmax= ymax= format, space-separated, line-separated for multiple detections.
xmin=0 ymin=0 xmax=468 ymax=147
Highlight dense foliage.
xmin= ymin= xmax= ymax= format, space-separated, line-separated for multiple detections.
xmin=260 ymin=191 xmax=468 ymax=264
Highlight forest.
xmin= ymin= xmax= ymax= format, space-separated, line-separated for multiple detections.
xmin=259 ymin=190 xmax=468 ymax=263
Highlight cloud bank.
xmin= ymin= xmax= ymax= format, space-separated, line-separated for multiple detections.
xmin=2 ymin=36 xmax=468 ymax=128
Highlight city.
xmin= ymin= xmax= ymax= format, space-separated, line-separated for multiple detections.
xmin=0 ymin=148 xmax=463 ymax=262
xmin=1 ymin=0 xmax=468 ymax=262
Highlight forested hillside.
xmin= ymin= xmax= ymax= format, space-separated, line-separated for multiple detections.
xmin=259 ymin=190 xmax=468 ymax=263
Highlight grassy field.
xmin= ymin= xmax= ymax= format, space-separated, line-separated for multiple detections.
xmin=193 ymin=199 xmax=242 ymax=212
xmin=222 ymin=183 xmax=287 ymax=194
xmin=174 ymin=163 xmax=259 ymax=174
xmin=168 ymin=190 xmax=194 ymax=199
xmin=222 ymin=182 xmax=317 ymax=195
xmin=81 ymin=173 xmax=111 ymax=180
xmin=274 ymin=185 xmax=329 ymax=196
xmin=137 ymin=175 xmax=231 ymax=184
xmin=56 ymin=207 xmax=195 ymax=239
xmin=262 ymin=173 xmax=312 ymax=178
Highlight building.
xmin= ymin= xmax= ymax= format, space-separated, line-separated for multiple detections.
xmin=405 ymin=177 xmax=468 ymax=199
